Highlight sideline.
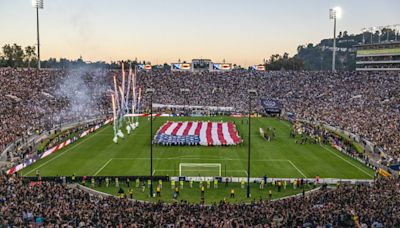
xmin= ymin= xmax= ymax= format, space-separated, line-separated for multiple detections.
xmin=321 ymin=144 xmax=373 ymax=178
xmin=24 ymin=126 xmax=109 ymax=176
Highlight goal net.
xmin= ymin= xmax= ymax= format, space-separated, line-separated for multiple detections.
xmin=179 ymin=163 xmax=221 ymax=177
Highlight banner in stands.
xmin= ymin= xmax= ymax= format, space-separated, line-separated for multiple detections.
xmin=260 ymin=98 xmax=282 ymax=113
xmin=137 ymin=64 xmax=152 ymax=70
xmin=389 ymin=164 xmax=400 ymax=171
xmin=172 ymin=63 xmax=191 ymax=71
xmin=213 ymin=63 xmax=232 ymax=71
xmin=378 ymin=168 xmax=391 ymax=177
xmin=250 ymin=65 xmax=265 ymax=71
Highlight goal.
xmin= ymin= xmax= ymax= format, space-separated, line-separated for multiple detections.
xmin=179 ymin=163 xmax=221 ymax=177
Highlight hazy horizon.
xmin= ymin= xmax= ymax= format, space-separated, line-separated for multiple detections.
xmin=1 ymin=0 xmax=399 ymax=66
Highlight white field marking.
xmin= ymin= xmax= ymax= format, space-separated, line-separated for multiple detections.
xmin=153 ymin=169 xmax=248 ymax=176
xmin=321 ymin=144 xmax=373 ymax=178
xmin=230 ymin=170 xmax=249 ymax=176
xmin=112 ymin=157 xmax=300 ymax=177
xmin=287 ymin=160 xmax=307 ymax=178
xmin=280 ymin=120 xmax=292 ymax=128
xmin=153 ymin=169 xmax=177 ymax=175
xmin=94 ymin=159 xmax=113 ymax=176
xmin=24 ymin=126 xmax=109 ymax=176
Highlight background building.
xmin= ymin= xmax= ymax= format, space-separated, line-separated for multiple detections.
xmin=355 ymin=41 xmax=400 ymax=71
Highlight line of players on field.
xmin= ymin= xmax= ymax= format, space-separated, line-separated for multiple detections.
xmin=74 ymin=174 xmax=320 ymax=201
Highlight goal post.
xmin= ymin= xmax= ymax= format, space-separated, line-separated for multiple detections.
xmin=179 ymin=163 xmax=221 ymax=177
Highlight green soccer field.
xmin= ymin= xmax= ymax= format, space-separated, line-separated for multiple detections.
xmin=20 ymin=117 xmax=374 ymax=179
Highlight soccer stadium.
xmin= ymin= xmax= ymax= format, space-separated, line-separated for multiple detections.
xmin=1 ymin=1 xmax=399 ymax=227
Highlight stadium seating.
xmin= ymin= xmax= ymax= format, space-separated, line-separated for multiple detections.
xmin=0 ymin=174 xmax=398 ymax=226
xmin=1 ymin=68 xmax=399 ymax=165
xmin=1 ymin=68 xmax=400 ymax=226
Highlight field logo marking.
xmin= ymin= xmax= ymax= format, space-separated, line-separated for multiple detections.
xmin=320 ymin=144 xmax=373 ymax=178
xmin=24 ymin=126 xmax=109 ymax=176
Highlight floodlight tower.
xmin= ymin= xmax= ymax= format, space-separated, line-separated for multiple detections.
xmin=32 ymin=0 xmax=43 ymax=69
xmin=329 ymin=7 xmax=341 ymax=72
xmin=146 ymin=88 xmax=155 ymax=197
xmin=247 ymin=89 xmax=257 ymax=198
xmin=361 ymin=28 xmax=367 ymax=44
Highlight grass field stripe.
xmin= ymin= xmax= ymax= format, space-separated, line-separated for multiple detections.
xmin=287 ymin=160 xmax=307 ymax=178
xmin=94 ymin=158 xmax=113 ymax=176
xmin=24 ymin=126 xmax=109 ymax=176
xmin=321 ymin=144 xmax=373 ymax=178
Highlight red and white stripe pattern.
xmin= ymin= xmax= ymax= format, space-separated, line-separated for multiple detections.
xmin=157 ymin=121 xmax=242 ymax=146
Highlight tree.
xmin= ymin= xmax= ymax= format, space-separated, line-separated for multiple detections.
xmin=265 ymin=53 xmax=304 ymax=71
xmin=11 ymin=44 xmax=24 ymax=67
xmin=283 ymin=52 xmax=289 ymax=60
xmin=2 ymin=44 xmax=13 ymax=67
xmin=1 ymin=43 xmax=25 ymax=67
xmin=24 ymin=46 xmax=36 ymax=68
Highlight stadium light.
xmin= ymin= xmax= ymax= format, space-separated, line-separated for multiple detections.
xmin=361 ymin=28 xmax=368 ymax=44
xmin=247 ymin=89 xmax=257 ymax=198
xmin=329 ymin=7 xmax=341 ymax=72
xmin=32 ymin=0 xmax=44 ymax=69
xmin=146 ymin=88 xmax=155 ymax=197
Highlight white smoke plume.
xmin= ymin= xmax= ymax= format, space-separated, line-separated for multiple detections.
xmin=53 ymin=67 xmax=111 ymax=125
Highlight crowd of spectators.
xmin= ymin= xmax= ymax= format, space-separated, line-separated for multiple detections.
xmin=1 ymin=68 xmax=399 ymax=164
xmin=137 ymin=70 xmax=400 ymax=162
xmin=0 ymin=68 xmax=110 ymax=165
xmin=0 ymin=173 xmax=399 ymax=226
xmin=1 ymin=67 xmax=400 ymax=226
xmin=0 ymin=68 xmax=400 ymax=166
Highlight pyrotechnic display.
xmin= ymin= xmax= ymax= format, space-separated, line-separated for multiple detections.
xmin=110 ymin=64 xmax=141 ymax=143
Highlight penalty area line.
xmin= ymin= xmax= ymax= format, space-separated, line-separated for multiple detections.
xmin=287 ymin=160 xmax=307 ymax=178
xmin=93 ymin=158 xmax=113 ymax=176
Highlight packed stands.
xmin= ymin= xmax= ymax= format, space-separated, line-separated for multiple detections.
xmin=0 ymin=174 xmax=398 ymax=226
xmin=1 ymin=68 xmax=399 ymax=166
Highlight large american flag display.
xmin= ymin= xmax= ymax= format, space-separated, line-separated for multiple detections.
xmin=154 ymin=121 xmax=242 ymax=146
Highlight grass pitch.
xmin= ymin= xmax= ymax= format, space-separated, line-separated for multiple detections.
xmin=20 ymin=117 xmax=374 ymax=179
